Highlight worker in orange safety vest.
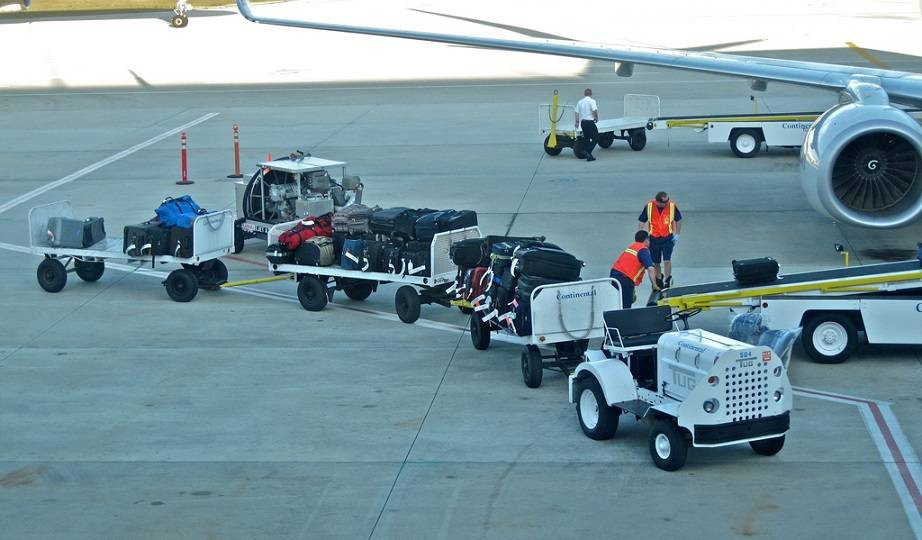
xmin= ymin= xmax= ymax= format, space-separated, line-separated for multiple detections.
xmin=637 ymin=191 xmax=683 ymax=289
xmin=610 ymin=230 xmax=660 ymax=308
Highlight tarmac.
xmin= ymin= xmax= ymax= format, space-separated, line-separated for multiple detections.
xmin=1 ymin=1 xmax=922 ymax=538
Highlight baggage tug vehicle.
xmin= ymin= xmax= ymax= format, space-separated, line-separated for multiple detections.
xmin=569 ymin=306 xmax=792 ymax=471
xmin=234 ymin=153 xmax=363 ymax=253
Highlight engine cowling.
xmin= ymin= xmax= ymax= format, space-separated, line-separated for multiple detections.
xmin=801 ymin=102 xmax=922 ymax=228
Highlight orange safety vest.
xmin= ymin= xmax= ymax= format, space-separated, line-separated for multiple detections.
xmin=612 ymin=242 xmax=647 ymax=286
xmin=646 ymin=200 xmax=676 ymax=238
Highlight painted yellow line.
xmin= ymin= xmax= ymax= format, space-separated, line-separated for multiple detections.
xmin=222 ymin=275 xmax=292 ymax=288
xmin=846 ymin=41 xmax=891 ymax=69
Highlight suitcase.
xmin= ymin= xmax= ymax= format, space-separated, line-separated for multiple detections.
xmin=333 ymin=204 xmax=374 ymax=235
xmin=451 ymin=237 xmax=487 ymax=268
xmin=168 ymin=226 xmax=194 ymax=258
xmin=414 ymin=210 xmax=454 ymax=242
xmin=370 ymin=208 xmax=437 ymax=239
xmin=512 ymin=291 xmax=533 ymax=336
xmin=381 ymin=243 xmax=403 ymax=274
xmin=732 ymin=257 xmax=780 ymax=285
xmin=82 ymin=217 xmax=106 ymax=247
xmin=363 ymin=239 xmax=385 ymax=272
xmin=341 ymin=238 xmax=366 ymax=270
xmin=516 ymin=274 xmax=564 ymax=298
xmin=266 ymin=243 xmax=294 ymax=265
xmin=438 ymin=209 xmax=477 ymax=232
xmin=465 ymin=266 xmax=490 ymax=301
xmin=295 ymin=236 xmax=335 ymax=266
xmin=512 ymin=247 xmax=582 ymax=281
xmin=46 ymin=217 xmax=85 ymax=248
xmin=402 ymin=245 xmax=430 ymax=276
xmin=123 ymin=221 xmax=171 ymax=256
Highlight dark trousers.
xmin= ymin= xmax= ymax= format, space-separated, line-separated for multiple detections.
xmin=610 ymin=269 xmax=635 ymax=309
xmin=580 ymin=119 xmax=598 ymax=156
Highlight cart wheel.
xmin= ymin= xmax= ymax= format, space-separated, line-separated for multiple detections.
xmin=37 ymin=258 xmax=67 ymax=293
xmin=649 ymin=420 xmax=688 ymax=471
xmin=521 ymin=345 xmax=543 ymax=388
xmin=297 ymin=276 xmax=328 ymax=311
xmin=572 ymin=138 xmax=586 ymax=159
xmin=750 ymin=435 xmax=785 ymax=456
xmin=395 ymin=286 xmax=421 ymax=323
xmin=598 ymin=132 xmax=615 ymax=149
xmin=198 ymin=260 xmax=228 ymax=290
xmin=343 ymin=280 xmax=375 ymax=301
xmin=233 ymin=227 xmax=245 ymax=254
xmin=730 ymin=128 xmax=761 ymax=158
xmin=171 ymin=14 xmax=188 ymax=28
xmin=74 ymin=259 xmax=105 ymax=282
xmin=542 ymin=135 xmax=563 ymax=156
xmin=628 ymin=129 xmax=647 ymax=151
xmin=577 ymin=376 xmax=619 ymax=440
xmin=164 ymin=269 xmax=199 ymax=302
xmin=803 ymin=313 xmax=858 ymax=364
xmin=470 ymin=314 xmax=491 ymax=350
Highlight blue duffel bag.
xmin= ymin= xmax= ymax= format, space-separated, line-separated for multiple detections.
xmin=156 ymin=195 xmax=206 ymax=228
xmin=341 ymin=239 xmax=366 ymax=270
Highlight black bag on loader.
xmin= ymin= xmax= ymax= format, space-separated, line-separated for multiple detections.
xmin=123 ymin=221 xmax=170 ymax=256
xmin=731 ymin=257 xmax=780 ymax=285
xmin=82 ymin=217 xmax=106 ymax=247
xmin=169 ymin=226 xmax=194 ymax=258
xmin=512 ymin=247 xmax=582 ymax=281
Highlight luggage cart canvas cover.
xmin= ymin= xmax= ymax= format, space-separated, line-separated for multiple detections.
xmin=527 ymin=278 xmax=622 ymax=344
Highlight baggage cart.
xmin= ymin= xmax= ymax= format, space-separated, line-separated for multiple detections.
xmin=539 ymin=94 xmax=660 ymax=157
xmin=266 ymin=222 xmax=481 ymax=323
xmin=468 ymin=278 xmax=622 ymax=388
xmin=28 ymin=201 xmax=233 ymax=302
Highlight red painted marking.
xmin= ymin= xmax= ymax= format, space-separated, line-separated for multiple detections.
xmin=795 ymin=387 xmax=922 ymax=514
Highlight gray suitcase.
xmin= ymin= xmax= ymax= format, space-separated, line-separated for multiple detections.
xmin=333 ymin=204 xmax=374 ymax=235
xmin=47 ymin=217 xmax=85 ymax=248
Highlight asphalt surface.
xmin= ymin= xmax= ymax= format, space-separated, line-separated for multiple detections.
xmin=1 ymin=1 xmax=922 ymax=538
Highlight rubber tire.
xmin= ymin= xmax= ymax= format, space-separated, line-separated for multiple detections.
xmin=649 ymin=420 xmax=688 ymax=471
xmin=470 ymin=314 xmax=491 ymax=350
xmin=37 ymin=258 xmax=67 ymax=293
xmin=598 ymin=132 xmax=615 ymax=149
xmin=74 ymin=259 xmax=105 ymax=282
xmin=297 ymin=276 xmax=328 ymax=311
xmin=572 ymin=138 xmax=586 ymax=159
xmin=521 ymin=345 xmax=543 ymax=388
xmin=233 ymin=226 xmax=245 ymax=254
xmin=730 ymin=128 xmax=761 ymax=158
xmin=343 ymin=280 xmax=375 ymax=301
xmin=543 ymin=135 xmax=563 ymax=156
xmin=171 ymin=15 xmax=188 ymax=28
xmin=164 ymin=269 xmax=199 ymax=302
xmin=628 ymin=129 xmax=647 ymax=151
xmin=576 ymin=376 xmax=620 ymax=440
xmin=750 ymin=435 xmax=786 ymax=456
xmin=802 ymin=313 xmax=859 ymax=364
xmin=395 ymin=285 xmax=421 ymax=323
xmin=198 ymin=260 xmax=228 ymax=290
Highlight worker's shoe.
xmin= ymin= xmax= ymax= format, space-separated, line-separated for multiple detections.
xmin=665 ymin=276 xmax=673 ymax=288
xmin=656 ymin=276 xmax=665 ymax=290
xmin=586 ymin=154 xmax=596 ymax=161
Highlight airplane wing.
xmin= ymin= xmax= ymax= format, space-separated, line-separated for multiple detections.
xmin=235 ymin=0 xmax=922 ymax=107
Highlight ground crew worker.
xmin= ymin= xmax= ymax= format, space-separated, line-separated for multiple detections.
xmin=610 ymin=230 xmax=659 ymax=308
xmin=637 ymin=191 xmax=682 ymax=289
xmin=575 ymin=88 xmax=599 ymax=162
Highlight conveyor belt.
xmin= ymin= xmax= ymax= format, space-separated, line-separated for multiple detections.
xmin=663 ymin=260 xmax=922 ymax=299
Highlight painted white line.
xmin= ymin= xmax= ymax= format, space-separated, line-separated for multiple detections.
xmin=0 ymin=112 xmax=220 ymax=216
xmin=794 ymin=386 xmax=922 ymax=539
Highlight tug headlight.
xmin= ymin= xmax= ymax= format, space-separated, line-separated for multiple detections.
xmin=773 ymin=389 xmax=783 ymax=402
xmin=703 ymin=399 xmax=719 ymax=414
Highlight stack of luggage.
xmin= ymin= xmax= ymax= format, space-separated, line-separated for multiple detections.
xmin=328 ymin=206 xmax=477 ymax=275
xmin=266 ymin=214 xmax=335 ymax=266
xmin=123 ymin=195 xmax=209 ymax=258
xmin=452 ymin=236 xmax=583 ymax=336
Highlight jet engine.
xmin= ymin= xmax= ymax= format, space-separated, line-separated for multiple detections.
xmin=801 ymin=96 xmax=922 ymax=229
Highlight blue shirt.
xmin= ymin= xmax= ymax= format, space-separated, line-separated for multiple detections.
xmin=637 ymin=247 xmax=654 ymax=268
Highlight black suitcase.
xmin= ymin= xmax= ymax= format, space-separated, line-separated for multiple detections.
xmin=363 ymin=239 xmax=385 ymax=272
xmin=402 ymin=245 xmax=431 ymax=276
xmin=438 ymin=209 xmax=477 ymax=232
xmin=333 ymin=231 xmax=349 ymax=261
xmin=732 ymin=257 xmax=780 ymax=285
xmin=123 ymin=221 xmax=170 ymax=256
xmin=512 ymin=290 xmax=533 ymax=336
xmin=169 ymin=226 xmax=194 ymax=258
xmin=513 ymin=247 xmax=582 ymax=281
xmin=371 ymin=208 xmax=436 ymax=239
xmin=451 ymin=237 xmax=487 ymax=268
xmin=516 ymin=274 xmax=564 ymax=297
xmin=381 ymin=243 xmax=403 ymax=274
xmin=266 ymin=244 xmax=294 ymax=265
xmin=295 ymin=237 xmax=335 ymax=266
xmin=414 ymin=210 xmax=453 ymax=242
xmin=82 ymin=217 xmax=106 ymax=247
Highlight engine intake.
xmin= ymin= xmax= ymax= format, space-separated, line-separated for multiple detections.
xmin=801 ymin=103 xmax=922 ymax=228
